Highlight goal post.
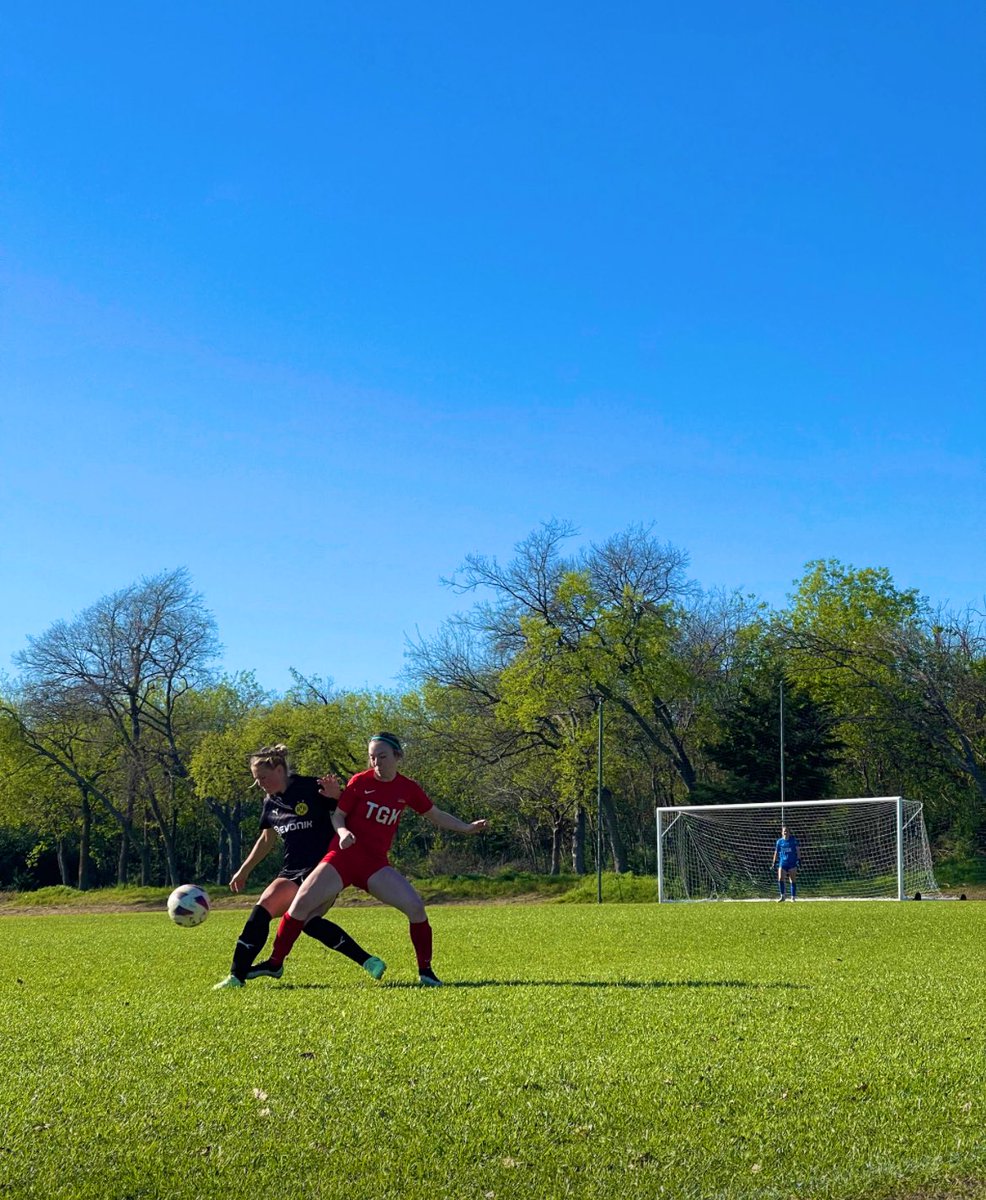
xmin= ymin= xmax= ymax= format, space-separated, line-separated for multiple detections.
xmin=656 ymin=796 xmax=941 ymax=902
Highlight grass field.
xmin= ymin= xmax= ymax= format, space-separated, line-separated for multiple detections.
xmin=1 ymin=901 xmax=983 ymax=1200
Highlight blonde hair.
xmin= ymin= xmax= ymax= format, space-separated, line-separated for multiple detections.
xmin=249 ymin=744 xmax=291 ymax=773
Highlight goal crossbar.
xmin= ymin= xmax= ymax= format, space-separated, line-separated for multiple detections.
xmin=660 ymin=796 xmax=905 ymax=814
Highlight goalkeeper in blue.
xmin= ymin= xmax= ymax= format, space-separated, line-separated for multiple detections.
xmin=772 ymin=825 xmax=800 ymax=901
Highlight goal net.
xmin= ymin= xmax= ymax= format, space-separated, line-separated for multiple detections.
xmin=656 ymin=797 xmax=941 ymax=901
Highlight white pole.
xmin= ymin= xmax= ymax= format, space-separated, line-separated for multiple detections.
xmin=779 ymin=679 xmax=786 ymax=824
xmin=896 ymin=795 xmax=905 ymax=900
xmin=656 ymin=808 xmax=665 ymax=903
xmin=596 ymin=697 xmax=604 ymax=905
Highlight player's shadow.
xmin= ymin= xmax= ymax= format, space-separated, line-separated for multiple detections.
xmin=276 ymin=978 xmax=805 ymax=991
xmin=383 ymin=979 xmax=806 ymax=991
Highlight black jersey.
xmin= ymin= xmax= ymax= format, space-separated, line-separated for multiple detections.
xmin=259 ymin=775 xmax=337 ymax=872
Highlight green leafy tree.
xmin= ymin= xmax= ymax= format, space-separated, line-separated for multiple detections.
xmin=782 ymin=560 xmax=986 ymax=847
xmin=0 ymin=693 xmax=130 ymax=888
xmin=693 ymin=669 xmax=843 ymax=805
xmin=410 ymin=523 xmax=761 ymax=872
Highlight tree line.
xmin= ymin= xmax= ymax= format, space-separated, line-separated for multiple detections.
xmin=2 ymin=525 xmax=984 ymax=891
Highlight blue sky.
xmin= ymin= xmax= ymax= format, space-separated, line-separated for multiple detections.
xmin=1 ymin=2 xmax=983 ymax=694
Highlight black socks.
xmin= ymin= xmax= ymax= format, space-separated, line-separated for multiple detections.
xmin=230 ymin=904 xmax=273 ymax=980
xmin=304 ymin=917 xmax=370 ymax=966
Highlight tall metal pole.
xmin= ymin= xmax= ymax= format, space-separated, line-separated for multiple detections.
xmin=596 ymin=696 xmax=604 ymax=904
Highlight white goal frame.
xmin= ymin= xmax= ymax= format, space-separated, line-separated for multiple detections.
xmin=656 ymin=796 xmax=941 ymax=902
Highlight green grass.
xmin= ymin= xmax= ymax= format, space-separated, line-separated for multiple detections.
xmin=0 ymin=872 xmax=576 ymax=911
xmin=1 ymin=884 xmax=173 ymax=908
xmin=1 ymin=865 xmax=978 ymax=912
xmin=936 ymin=857 xmax=986 ymax=888
xmin=411 ymin=869 xmax=579 ymax=902
xmin=1 ymin=902 xmax=983 ymax=1200
xmin=556 ymin=871 xmax=661 ymax=903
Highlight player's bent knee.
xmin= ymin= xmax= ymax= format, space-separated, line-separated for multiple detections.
xmin=290 ymin=892 xmax=320 ymax=922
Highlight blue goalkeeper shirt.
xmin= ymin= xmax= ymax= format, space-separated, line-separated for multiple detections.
xmin=775 ymin=836 xmax=800 ymax=870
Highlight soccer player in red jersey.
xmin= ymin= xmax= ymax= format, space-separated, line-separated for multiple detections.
xmin=254 ymin=732 xmax=487 ymax=986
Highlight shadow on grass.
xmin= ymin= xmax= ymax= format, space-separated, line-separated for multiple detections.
xmin=273 ymin=978 xmax=806 ymax=991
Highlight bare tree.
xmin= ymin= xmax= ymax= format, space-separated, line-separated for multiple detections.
xmin=12 ymin=568 xmax=219 ymax=885
xmin=420 ymin=522 xmax=725 ymax=796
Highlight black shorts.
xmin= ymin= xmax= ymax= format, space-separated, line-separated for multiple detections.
xmin=277 ymin=866 xmax=318 ymax=886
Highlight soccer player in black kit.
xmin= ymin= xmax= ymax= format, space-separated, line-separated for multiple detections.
xmin=213 ymin=745 xmax=386 ymax=989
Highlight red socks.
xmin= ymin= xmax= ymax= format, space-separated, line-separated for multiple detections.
xmin=270 ymin=913 xmax=306 ymax=965
xmin=409 ymin=920 xmax=433 ymax=971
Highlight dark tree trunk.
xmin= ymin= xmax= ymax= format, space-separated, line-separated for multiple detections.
xmin=56 ymin=838 xmax=69 ymax=886
xmin=78 ymin=788 xmax=92 ymax=890
xmin=522 ymin=823 xmax=543 ymax=873
xmin=600 ymin=787 xmax=628 ymax=873
xmin=117 ymin=795 xmax=133 ymax=885
xmin=141 ymin=773 xmax=178 ymax=887
xmin=550 ymin=817 xmax=563 ymax=876
xmin=205 ymin=797 xmax=244 ymax=885
xmin=217 ymin=831 xmax=228 ymax=886
xmin=139 ymin=807 xmax=152 ymax=886
xmin=230 ymin=799 xmax=242 ymax=868
xmin=571 ymin=805 xmax=586 ymax=874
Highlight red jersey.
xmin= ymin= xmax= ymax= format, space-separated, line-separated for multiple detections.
xmin=336 ymin=769 xmax=433 ymax=857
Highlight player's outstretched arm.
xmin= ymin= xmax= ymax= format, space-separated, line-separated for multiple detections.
xmin=230 ymin=828 xmax=277 ymax=892
xmin=424 ymin=807 xmax=488 ymax=835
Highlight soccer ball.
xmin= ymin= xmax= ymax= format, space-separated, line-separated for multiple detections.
xmin=167 ymin=884 xmax=210 ymax=927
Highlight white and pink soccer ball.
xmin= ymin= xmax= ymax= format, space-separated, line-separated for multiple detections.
xmin=167 ymin=884 xmax=211 ymax=927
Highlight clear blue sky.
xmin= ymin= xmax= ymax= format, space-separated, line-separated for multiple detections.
xmin=2 ymin=2 xmax=983 ymax=695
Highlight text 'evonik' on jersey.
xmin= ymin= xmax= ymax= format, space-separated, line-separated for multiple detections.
xmin=259 ymin=775 xmax=337 ymax=872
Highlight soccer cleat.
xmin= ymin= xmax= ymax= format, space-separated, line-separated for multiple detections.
xmin=213 ymin=974 xmax=244 ymax=990
xmin=362 ymin=956 xmax=387 ymax=981
xmin=245 ymin=959 xmax=284 ymax=980
xmin=418 ymin=967 xmax=443 ymax=987
xmin=776 ymin=896 xmax=786 ymax=902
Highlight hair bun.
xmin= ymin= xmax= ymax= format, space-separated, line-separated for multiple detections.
xmin=249 ymin=744 xmax=291 ymax=768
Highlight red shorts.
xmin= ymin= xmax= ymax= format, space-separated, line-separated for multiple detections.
xmin=322 ymin=843 xmax=390 ymax=892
